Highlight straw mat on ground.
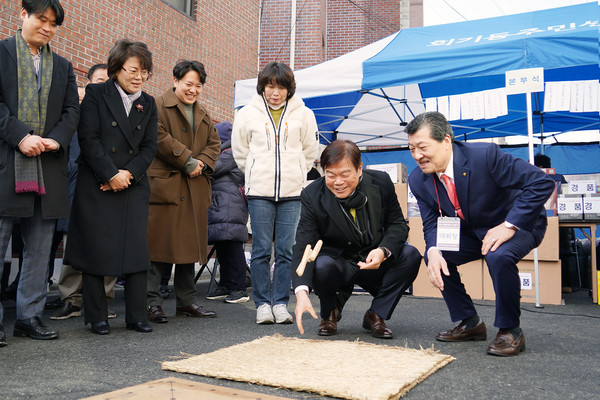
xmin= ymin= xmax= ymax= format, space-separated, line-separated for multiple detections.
xmin=162 ymin=334 xmax=455 ymax=400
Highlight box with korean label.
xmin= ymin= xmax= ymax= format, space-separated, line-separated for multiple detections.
xmin=567 ymin=180 xmax=597 ymax=194
xmin=557 ymin=194 xmax=583 ymax=221
xmin=583 ymin=193 xmax=600 ymax=221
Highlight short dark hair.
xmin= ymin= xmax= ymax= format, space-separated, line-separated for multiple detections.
xmin=405 ymin=111 xmax=454 ymax=143
xmin=534 ymin=154 xmax=551 ymax=168
xmin=173 ymin=60 xmax=207 ymax=84
xmin=256 ymin=62 xmax=295 ymax=100
xmin=321 ymin=140 xmax=362 ymax=171
xmin=106 ymin=39 xmax=153 ymax=81
xmin=87 ymin=63 xmax=107 ymax=81
xmin=22 ymin=0 xmax=65 ymax=26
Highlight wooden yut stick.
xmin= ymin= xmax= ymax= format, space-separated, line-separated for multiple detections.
xmin=296 ymin=240 xmax=323 ymax=277
xmin=309 ymin=240 xmax=323 ymax=261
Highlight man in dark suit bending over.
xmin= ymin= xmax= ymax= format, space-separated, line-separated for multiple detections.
xmin=293 ymin=140 xmax=421 ymax=339
xmin=406 ymin=112 xmax=554 ymax=356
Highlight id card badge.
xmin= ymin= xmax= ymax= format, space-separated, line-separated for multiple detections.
xmin=436 ymin=216 xmax=460 ymax=251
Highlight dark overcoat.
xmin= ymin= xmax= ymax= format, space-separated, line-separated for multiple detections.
xmin=64 ymin=80 xmax=158 ymax=276
xmin=0 ymin=35 xmax=79 ymax=219
xmin=146 ymin=89 xmax=220 ymax=264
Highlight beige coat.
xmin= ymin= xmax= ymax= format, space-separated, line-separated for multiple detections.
xmin=146 ymin=88 xmax=220 ymax=264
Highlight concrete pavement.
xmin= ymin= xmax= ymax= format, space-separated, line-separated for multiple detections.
xmin=0 ymin=277 xmax=598 ymax=400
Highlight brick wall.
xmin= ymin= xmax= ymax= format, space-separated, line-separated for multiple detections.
xmin=0 ymin=0 xmax=260 ymax=122
xmin=259 ymin=0 xmax=400 ymax=71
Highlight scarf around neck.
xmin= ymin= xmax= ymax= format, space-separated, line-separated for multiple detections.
xmin=336 ymin=178 xmax=373 ymax=249
xmin=14 ymin=29 xmax=53 ymax=194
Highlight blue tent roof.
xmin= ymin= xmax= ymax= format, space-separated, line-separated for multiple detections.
xmin=363 ymin=3 xmax=599 ymax=88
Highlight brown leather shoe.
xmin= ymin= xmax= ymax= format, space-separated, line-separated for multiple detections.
xmin=147 ymin=305 xmax=168 ymax=323
xmin=176 ymin=303 xmax=216 ymax=318
xmin=362 ymin=310 xmax=392 ymax=339
xmin=436 ymin=321 xmax=487 ymax=342
xmin=487 ymin=330 xmax=526 ymax=356
xmin=318 ymin=310 xmax=337 ymax=336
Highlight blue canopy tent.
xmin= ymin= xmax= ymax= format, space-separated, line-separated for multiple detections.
xmin=234 ymin=3 xmax=600 ymax=174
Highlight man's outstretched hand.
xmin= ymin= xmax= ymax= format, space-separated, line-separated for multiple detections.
xmin=294 ymin=289 xmax=318 ymax=334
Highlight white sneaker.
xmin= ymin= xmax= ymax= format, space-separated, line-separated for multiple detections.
xmin=256 ymin=303 xmax=274 ymax=324
xmin=272 ymin=304 xmax=293 ymax=324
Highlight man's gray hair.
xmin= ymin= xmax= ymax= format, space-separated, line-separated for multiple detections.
xmin=405 ymin=111 xmax=454 ymax=143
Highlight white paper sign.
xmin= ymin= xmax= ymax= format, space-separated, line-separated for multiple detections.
xmin=460 ymin=93 xmax=473 ymax=119
xmin=505 ymin=67 xmax=544 ymax=94
xmin=519 ymin=272 xmax=533 ymax=290
xmin=437 ymin=96 xmax=449 ymax=119
xmin=425 ymin=97 xmax=437 ymax=113
xmin=448 ymin=95 xmax=461 ymax=121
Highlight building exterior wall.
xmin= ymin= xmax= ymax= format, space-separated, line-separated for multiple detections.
xmin=259 ymin=0 xmax=404 ymax=71
xmin=0 ymin=0 xmax=260 ymax=122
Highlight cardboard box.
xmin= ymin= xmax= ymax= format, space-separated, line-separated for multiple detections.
xmin=540 ymin=168 xmax=556 ymax=175
xmin=483 ymin=260 xmax=562 ymax=305
xmin=407 ymin=217 xmax=425 ymax=251
xmin=367 ymin=163 xmax=407 ymax=183
xmin=583 ymin=193 xmax=600 ymax=221
xmin=394 ymin=182 xmax=408 ymax=217
xmin=407 ymin=184 xmax=421 ymax=218
xmin=408 ymin=217 xmax=483 ymax=299
xmin=557 ymin=194 xmax=584 ymax=221
xmin=544 ymin=182 xmax=558 ymax=216
xmin=567 ymin=180 xmax=597 ymax=194
xmin=412 ymin=259 xmax=483 ymax=299
xmin=523 ymin=216 xmax=559 ymax=261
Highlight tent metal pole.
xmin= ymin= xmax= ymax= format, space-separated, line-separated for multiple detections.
xmin=527 ymin=93 xmax=543 ymax=309
xmin=290 ymin=0 xmax=297 ymax=70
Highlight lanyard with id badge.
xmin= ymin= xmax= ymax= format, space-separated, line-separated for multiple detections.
xmin=434 ymin=175 xmax=461 ymax=252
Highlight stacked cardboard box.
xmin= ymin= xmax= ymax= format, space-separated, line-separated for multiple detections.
xmin=407 ymin=216 xmax=562 ymax=305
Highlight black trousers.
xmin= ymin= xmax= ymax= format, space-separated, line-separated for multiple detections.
xmin=214 ymin=241 xmax=247 ymax=291
xmin=312 ymin=244 xmax=421 ymax=319
xmin=82 ymin=271 xmax=147 ymax=324
xmin=147 ymin=262 xmax=196 ymax=308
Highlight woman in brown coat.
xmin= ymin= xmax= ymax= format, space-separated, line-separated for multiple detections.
xmin=146 ymin=60 xmax=220 ymax=323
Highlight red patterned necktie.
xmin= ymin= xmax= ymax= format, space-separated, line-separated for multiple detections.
xmin=441 ymin=174 xmax=464 ymax=219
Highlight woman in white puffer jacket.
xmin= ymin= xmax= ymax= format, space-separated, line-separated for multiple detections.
xmin=232 ymin=62 xmax=319 ymax=325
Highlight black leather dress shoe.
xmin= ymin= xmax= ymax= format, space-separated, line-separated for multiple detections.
xmin=45 ymin=296 xmax=63 ymax=310
xmin=0 ymin=323 xmax=6 ymax=347
xmin=318 ymin=310 xmax=338 ymax=336
xmin=362 ymin=310 xmax=393 ymax=339
xmin=176 ymin=303 xmax=216 ymax=318
xmin=487 ymin=330 xmax=526 ymax=356
xmin=13 ymin=317 xmax=59 ymax=340
xmin=126 ymin=321 xmax=153 ymax=333
xmin=436 ymin=321 xmax=487 ymax=342
xmin=148 ymin=305 xmax=168 ymax=323
xmin=91 ymin=321 xmax=110 ymax=335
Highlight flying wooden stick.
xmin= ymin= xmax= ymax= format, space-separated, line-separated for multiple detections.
xmin=296 ymin=239 xmax=323 ymax=277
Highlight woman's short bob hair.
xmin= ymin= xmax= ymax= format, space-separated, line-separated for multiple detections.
xmin=107 ymin=39 xmax=153 ymax=81
xmin=256 ymin=62 xmax=295 ymax=100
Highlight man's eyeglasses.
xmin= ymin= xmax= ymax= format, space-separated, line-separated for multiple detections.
xmin=121 ymin=68 xmax=149 ymax=79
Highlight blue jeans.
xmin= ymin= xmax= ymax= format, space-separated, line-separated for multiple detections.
xmin=248 ymin=199 xmax=301 ymax=307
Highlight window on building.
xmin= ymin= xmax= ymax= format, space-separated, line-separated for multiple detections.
xmin=163 ymin=0 xmax=194 ymax=17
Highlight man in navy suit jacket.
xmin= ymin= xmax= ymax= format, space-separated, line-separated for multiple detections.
xmin=407 ymin=112 xmax=554 ymax=356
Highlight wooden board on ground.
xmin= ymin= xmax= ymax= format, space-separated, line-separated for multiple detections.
xmin=81 ymin=377 xmax=293 ymax=400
